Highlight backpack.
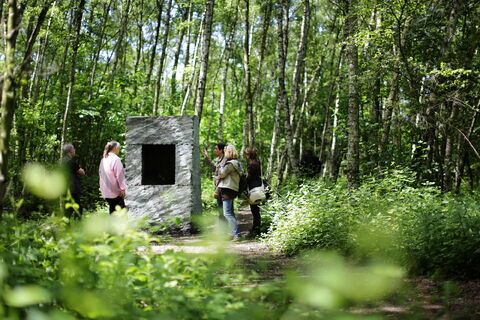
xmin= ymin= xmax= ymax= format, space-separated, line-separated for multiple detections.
xmin=228 ymin=160 xmax=248 ymax=195
xmin=238 ymin=173 xmax=248 ymax=195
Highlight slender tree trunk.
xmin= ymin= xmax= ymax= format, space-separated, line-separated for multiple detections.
xmin=153 ymin=0 xmax=173 ymax=115
xmin=290 ymin=0 xmax=310 ymax=125
xmin=89 ymin=0 xmax=113 ymax=99
xmin=218 ymin=60 xmax=227 ymax=142
xmin=276 ymin=149 xmax=288 ymax=185
xmin=19 ymin=2 xmax=56 ymax=169
xmin=111 ymin=0 xmax=131 ymax=79
xmin=293 ymin=69 xmax=308 ymax=147
xmin=392 ymin=105 xmax=402 ymax=163
xmin=134 ymin=0 xmax=144 ymax=74
xmin=0 ymin=1 xmax=3 ymax=37
xmin=345 ymin=0 xmax=360 ymax=188
xmin=266 ymin=92 xmax=282 ymax=182
xmin=242 ymin=0 xmax=254 ymax=146
xmin=250 ymin=0 xmax=272 ymax=150
xmin=293 ymin=60 xmax=322 ymax=147
xmin=180 ymin=16 xmax=203 ymax=115
xmin=59 ymin=0 xmax=86 ymax=159
xmin=218 ymin=12 xmax=237 ymax=142
xmin=181 ymin=1 xmax=193 ymax=92
xmin=276 ymin=0 xmax=297 ymax=174
xmin=443 ymin=102 xmax=458 ymax=191
xmin=17 ymin=11 xmax=40 ymax=170
xmin=146 ymin=0 xmax=164 ymax=85
xmin=319 ymin=26 xmax=341 ymax=161
xmin=252 ymin=0 xmax=272 ymax=98
xmin=324 ymin=64 xmax=342 ymax=179
xmin=378 ymin=67 xmax=399 ymax=169
xmin=455 ymin=108 xmax=478 ymax=193
xmin=194 ymin=0 xmax=215 ymax=123
xmin=0 ymin=0 xmax=23 ymax=212
xmin=171 ymin=5 xmax=189 ymax=104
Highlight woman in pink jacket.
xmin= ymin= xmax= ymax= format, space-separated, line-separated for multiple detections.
xmin=99 ymin=141 xmax=126 ymax=213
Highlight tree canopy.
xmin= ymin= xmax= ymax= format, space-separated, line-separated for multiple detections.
xmin=1 ymin=0 xmax=479 ymax=207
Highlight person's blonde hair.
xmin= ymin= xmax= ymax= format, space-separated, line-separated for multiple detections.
xmin=103 ymin=140 xmax=120 ymax=158
xmin=224 ymin=144 xmax=238 ymax=159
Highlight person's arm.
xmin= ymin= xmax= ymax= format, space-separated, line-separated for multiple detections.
xmin=202 ymin=149 xmax=217 ymax=172
xmin=114 ymin=158 xmax=127 ymax=197
xmin=71 ymin=158 xmax=85 ymax=176
xmin=218 ymin=162 xmax=235 ymax=178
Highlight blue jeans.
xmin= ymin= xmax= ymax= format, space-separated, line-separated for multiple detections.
xmin=222 ymin=199 xmax=239 ymax=236
xmin=217 ymin=198 xmax=226 ymax=221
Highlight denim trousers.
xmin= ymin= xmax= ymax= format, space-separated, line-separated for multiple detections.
xmin=222 ymin=198 xmax=240 ymax=236
xmin=217 ymin=197 xmax=226 ymax=222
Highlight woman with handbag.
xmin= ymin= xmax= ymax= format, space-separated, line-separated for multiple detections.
xmin=244 ymin=146 xmax=263 ymax=238
xmin=218 ymin=144 xmax=242 ymax=240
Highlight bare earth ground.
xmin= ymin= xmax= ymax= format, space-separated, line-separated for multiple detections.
xmin=151 ymin=207 xmax=480 ymax=319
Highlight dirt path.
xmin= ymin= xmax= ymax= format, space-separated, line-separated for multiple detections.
xmin=151 ymin=206 xmax=295 ymax=279
xmin=151 ymin=207 xmax=480 ymax=319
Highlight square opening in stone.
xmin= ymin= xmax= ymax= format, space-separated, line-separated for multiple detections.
xmin=142 ymin=144 xmax=176 ymax=185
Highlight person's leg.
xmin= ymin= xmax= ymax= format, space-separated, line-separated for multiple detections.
xmin=115 ymin=196 xmax=126 ymax=209
xmin=250 ymin=204 xmax=261 ymax=235
xmin=222 ymin=199 xmax=239 ymax=237
xmin=106 ymin=198 xmax=116 ymax=214
xmin=72 ymin=193 xmax=83 ymax=217
xmin=216 ymin=197 xmax=226 ymax=222
xmin=108 ymin=197 xmax=125 ymax=213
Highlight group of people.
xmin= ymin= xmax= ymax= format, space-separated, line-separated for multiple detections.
xmin=203 ymin=143 xmax=263 ymax=240
xmin=62 ymin=140 xmax=126 ymax=217
xmin=63 ymin=140 xmax=264 ymax=240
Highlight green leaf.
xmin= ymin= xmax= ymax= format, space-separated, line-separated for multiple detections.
xmin=22 ymin=163 xmax=66 ymax=200
xmin=4 ymin=285 xmax=51 ymax=307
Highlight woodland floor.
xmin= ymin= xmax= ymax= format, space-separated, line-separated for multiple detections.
xmin=151 ymin=208 xmax=480 ymax=319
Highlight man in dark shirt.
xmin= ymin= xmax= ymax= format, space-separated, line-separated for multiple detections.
xmin=62 ymin=143 xmax=85 ymax=217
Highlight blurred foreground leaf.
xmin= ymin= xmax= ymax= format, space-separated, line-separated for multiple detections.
xmin=4 ymin=285 xmax=51 ymax=307
xmin=22 ymin=163 xmax=66 ymax=200
xmin=289 ymin=252 xmax=404 ymax=309
xmin=63 ymin=289 xmax=116 ymax=318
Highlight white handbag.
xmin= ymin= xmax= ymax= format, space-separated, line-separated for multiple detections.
xmin=248 ymin=183 xmax=266 ymax=205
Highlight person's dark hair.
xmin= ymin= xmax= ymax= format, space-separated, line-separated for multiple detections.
xmin=103 ymin=140 xmax=120 ymax=158
xmin=216 ymin=142 xmax=226 ymax=152
xmin=244 ymin=146 xmax=258 ymax=160
xmin=63 ymin=143 xmax=75 ymax=156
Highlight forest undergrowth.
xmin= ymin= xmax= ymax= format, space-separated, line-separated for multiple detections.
xmin=0 ymin=166 xmax=479 ymax=319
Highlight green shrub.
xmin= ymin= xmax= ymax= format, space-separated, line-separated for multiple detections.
xmin=263 ymin=170 xmax=480 ymax=278
xmin=398 ymin=192 xmax=480 ymax=278
xmin=0 ymin=212 xmax=286 ymax=319
xmin=262 ymin=180 xmax=357 ymax=255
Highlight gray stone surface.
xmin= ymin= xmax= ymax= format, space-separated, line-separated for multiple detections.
xmin=126 ymin=117 xmax=196 ymax=145
xmin=125 ymin=116 xmax=201 ymax=231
